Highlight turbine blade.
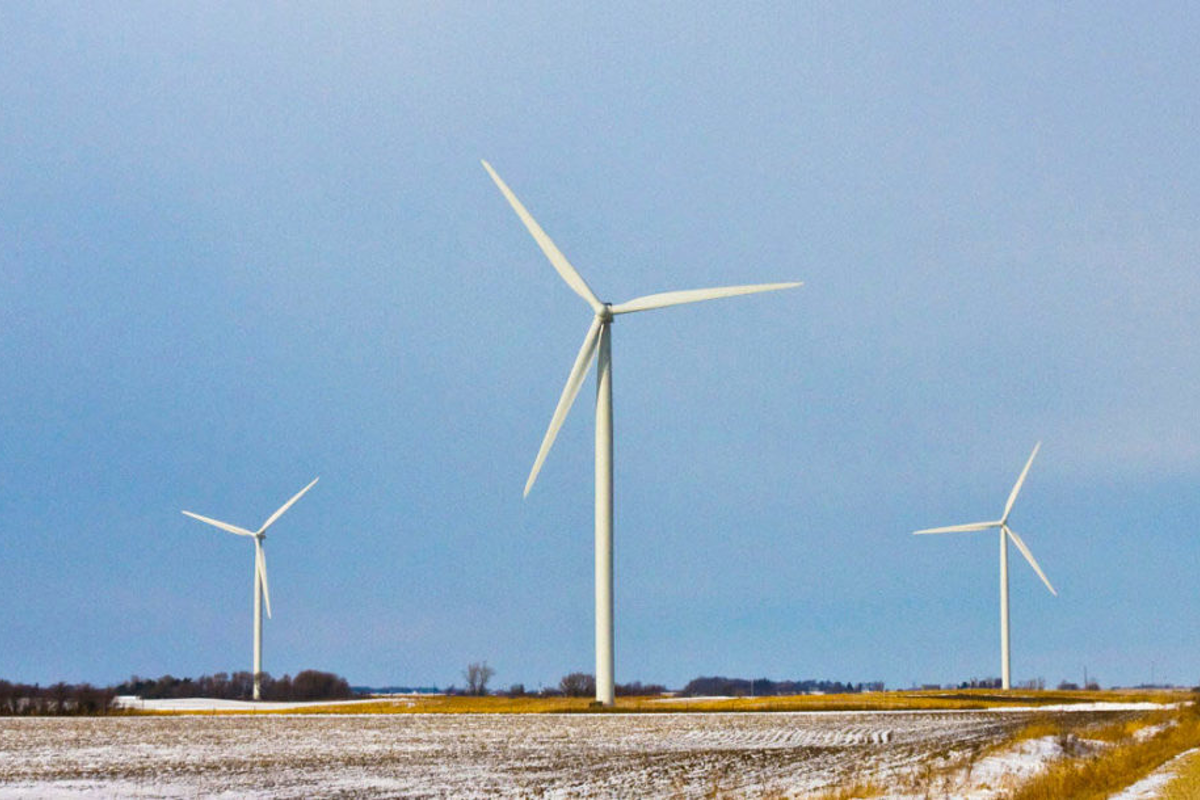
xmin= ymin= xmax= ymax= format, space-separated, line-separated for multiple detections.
xmin=258 ymin=477 xmax=319 ymax=534
xmin=1002 ymin=442 xmax=1041 ymax=521
xmin=525 ymin=317 xmax=603 ymax=497
xmin=256 ymin=540 xmax=273 ymax=619
xmin=913 ymin=521 xmax=1000 ymax=535
xmin=181 ymin=511 xmax=255 ymax=537
xmin=1005 ymin=525 xmax=1057 ymax=596
xmin=611 ymin=282 xmax=802 ymax=315
xmin=481 ymin=160 xmax=603 ymax=313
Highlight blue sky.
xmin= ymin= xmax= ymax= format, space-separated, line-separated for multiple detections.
xmin=2 ymin=3 xmax=1197 ymax=691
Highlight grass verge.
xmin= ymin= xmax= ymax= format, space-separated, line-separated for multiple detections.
xmin=810 ymin=706 xmax=1177 ymax=799
xmin=1160 ymin=746 xmax=1200 ymax=799
xmin=1006 ymin=700 xmax=1200 ymax=800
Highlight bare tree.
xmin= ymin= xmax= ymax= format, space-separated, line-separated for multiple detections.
xmin=559 ymin=672 xmax=595 ymax=698
xmin=463 ymin=661 xmax=495 ymax=696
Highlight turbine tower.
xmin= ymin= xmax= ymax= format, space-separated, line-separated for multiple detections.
xmin=915 ymin=443 xmax=1056 ymax=690
xmin=182 ymin=477 xmax=318 ymax=700
xmin=484 ymin=160 xmax=800 ymax=706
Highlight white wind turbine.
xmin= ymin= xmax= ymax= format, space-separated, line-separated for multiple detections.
xmin=484 ymin=160 xmax=800 ymax=706
xmin=182 ymin=477 xmax=319 ymax=700
xmin=914 ymin=443 xmax=1056 ymax=690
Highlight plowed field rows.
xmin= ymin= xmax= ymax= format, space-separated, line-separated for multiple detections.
xmin=0 ymin=709 xmax=1131 ymax=797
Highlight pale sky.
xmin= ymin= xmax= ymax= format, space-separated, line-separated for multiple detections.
xmin=2 ymin=2 xmax=1198 ymax=691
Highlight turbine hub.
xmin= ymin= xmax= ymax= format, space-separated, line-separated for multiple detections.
xmin=597 ymin=303 xmax=613 ymax=322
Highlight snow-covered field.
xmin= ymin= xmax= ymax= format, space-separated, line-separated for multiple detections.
xmin=0 ymin=708 xmax=1151 ymax=798
xmin=113 ymin=696 xmax=401 ymax=712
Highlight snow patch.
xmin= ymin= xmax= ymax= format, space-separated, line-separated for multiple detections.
xmin=113 ymin=696 xmax=402 ymax=711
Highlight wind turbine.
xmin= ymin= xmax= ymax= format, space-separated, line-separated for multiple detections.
xmin=483 ymin=160 xmax=800 ymax=706
xmin=914 ymin=443 xmax=1056 ymax=690
xmin=182 ymin=477 xmax=318 ymax=700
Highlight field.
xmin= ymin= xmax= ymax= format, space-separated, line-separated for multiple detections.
xmin=288 ymin=689 xmax=1172 ymax=715
xmin=0 ymin=704 xmax=1164 ymax=798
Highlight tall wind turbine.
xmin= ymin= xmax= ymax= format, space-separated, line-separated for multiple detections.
xmin=484 ymin=160 xmax=800 ymax=706
xmin=182 ymin=477 xmax=318 ymax=700
xmin=914 ymin=443 xmax=1056 ymax=690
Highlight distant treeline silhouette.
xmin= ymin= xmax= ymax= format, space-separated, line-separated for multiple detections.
xmin=0 ymin=681 xmax=119 ymax=715
xmin=681 ymin=676 xmax=885 ymax=696
xmin=116 ymin=670 xmax=354 ymax=701
xmin=0 ymin=670 xmax=356 ymax=715
xmin=558 ymin=675 xmax=668 ymax=697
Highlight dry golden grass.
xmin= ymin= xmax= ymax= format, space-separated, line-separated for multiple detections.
xmin=807 ymin=702 xmax=1186 ymax=800
xmin=1160 ymin=746 xmax=1200 ymax=799
xmin=1082 ymin=707 xmax=1174 ymax=743
xmin=271 ymin=688 xmax=1178 ymax=716
xmin=113 ymin=688 xmax=1177 ymax=720
xmin=1006 ymin=701 xmax=1200 ymax=800
xmin=1003 ymin=707 xmax=1172 ymax=746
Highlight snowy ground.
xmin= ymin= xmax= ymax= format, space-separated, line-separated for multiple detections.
xmin=113 ymin=696 xmax=405 ymax=712
xmin=0 ymin=707 xmax=1156 ymax=798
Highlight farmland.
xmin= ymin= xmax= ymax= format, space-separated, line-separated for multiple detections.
xmin=285 ymin=688 xmax=1170 ymax=715
xmin=0 ymin=705 xmax=1164 ymax=798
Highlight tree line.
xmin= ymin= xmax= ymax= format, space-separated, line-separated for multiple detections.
xmin=443 ymin=663 xmax=1121 ymax=698
xmin=0 ymin=669 xmax=355 ymax=715
xmin=451 ymin=662 xmax=893 ymax=698
xmin=453 ymin=671 xmax=884 ymax=698
xmin=0 ymin=681 xmax=119 ymax=715
xmin=452 ymin=663 xmax=668 ymax=698
xmin=116 ymin=670 xmax=353 ymax=701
